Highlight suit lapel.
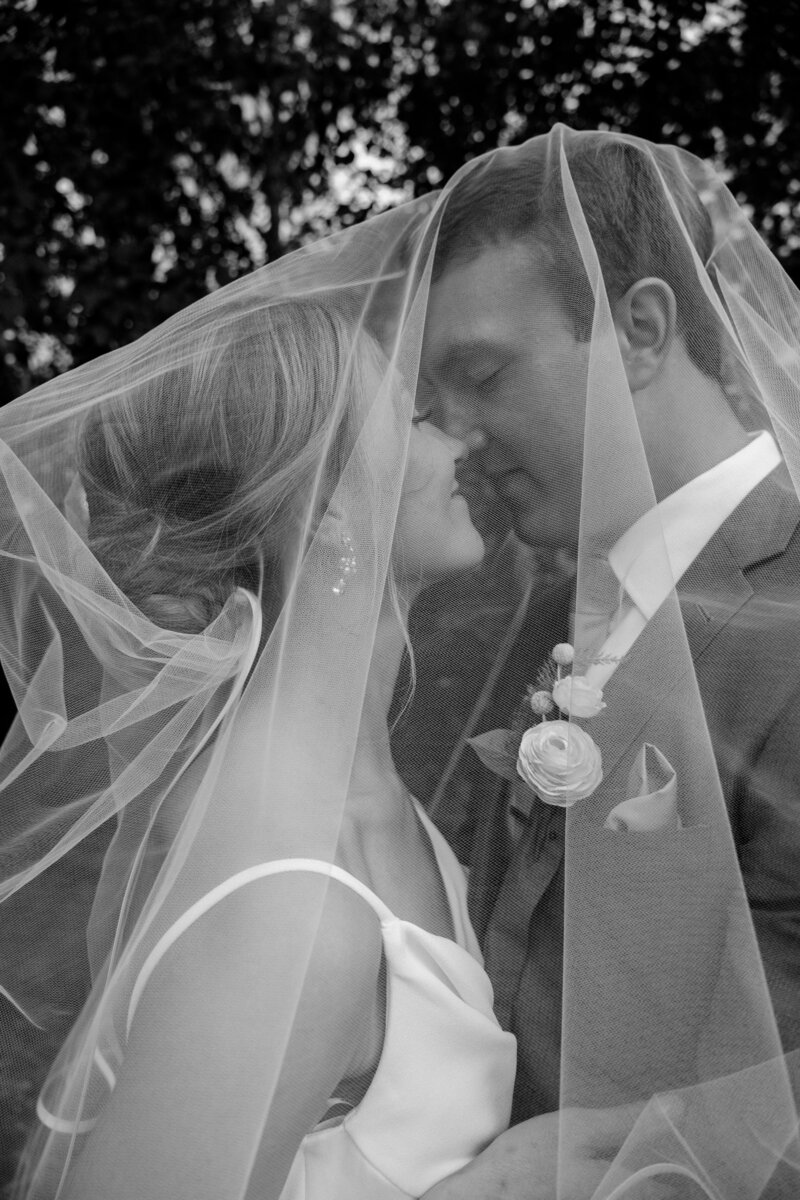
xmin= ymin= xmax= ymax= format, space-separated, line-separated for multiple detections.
xmin=713 ymin=461 xmax=799 ymax=572
xmin=584 ymin=607 xmax=685 ymax=804
xmin=588 ymin=465 xmax=800 ymax=806
xmin=684 ymin=463 xmax=799 ymax=662
xmin=466 ymin=570 xmax=571 ymax=932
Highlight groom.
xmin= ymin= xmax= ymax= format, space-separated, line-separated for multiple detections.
xmin=422 ymin=136 xmax=800 ymax=1120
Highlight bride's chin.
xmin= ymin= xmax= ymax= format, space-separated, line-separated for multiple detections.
xmin=403 ymin=540 xmax=488 ymax=595
xmin=451 ymin=525 xmax=487 ymax=573
xmin=457 ymin=536 xmax=487 ymax=575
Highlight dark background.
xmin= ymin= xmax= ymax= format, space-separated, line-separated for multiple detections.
xmin=3 ymin=0 xmax=799 ymax=403
xmin=2 ymin=0 xmax=800 ymax=1190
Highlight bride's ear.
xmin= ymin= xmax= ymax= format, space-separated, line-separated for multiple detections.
xmin=612 ymin=278 xmax=677 ymax=393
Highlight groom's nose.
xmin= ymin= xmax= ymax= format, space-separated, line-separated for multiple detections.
xmin=434 ymin=395 xmax=489 ymax=451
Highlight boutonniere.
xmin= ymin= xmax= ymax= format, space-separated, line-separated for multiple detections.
xmin=468 ymin=643 xmax=607 ymax=809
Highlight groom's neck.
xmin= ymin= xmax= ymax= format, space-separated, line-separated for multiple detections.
xmin=635 ymin=353 xmax=751 ymax=501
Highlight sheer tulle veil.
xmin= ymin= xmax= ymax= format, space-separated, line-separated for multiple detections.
xmin=0 ymin=126 xmax=798 ymax=1198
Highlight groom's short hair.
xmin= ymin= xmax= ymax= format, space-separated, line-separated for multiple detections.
xmin=432 ymin=135 xmax=722 ymax=378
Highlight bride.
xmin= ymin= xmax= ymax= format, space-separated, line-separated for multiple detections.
xmin=0 ymin=127 xmax=798 ymax=1200
xmin=0 ymin=293 xmax=641 ymax=1198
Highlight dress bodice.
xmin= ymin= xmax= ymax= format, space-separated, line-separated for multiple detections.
xmin=36 ymin=805 xmax=515 ymax=1200
xmin=278 ymin=804 xmax=516 ymax=1199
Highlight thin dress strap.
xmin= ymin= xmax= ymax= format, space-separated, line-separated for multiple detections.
xmin=127 ymin=859 xmax=395 ymax=1037
xmin=37 ymin=862 xmax=394 ymax=1137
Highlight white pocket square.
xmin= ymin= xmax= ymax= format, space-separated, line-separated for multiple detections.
xmin=604 ymin=742 xmax=681 ymax=833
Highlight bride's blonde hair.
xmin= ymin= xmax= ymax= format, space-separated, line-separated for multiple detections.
xmin=79 ymin=301 xmax=379 ymax=637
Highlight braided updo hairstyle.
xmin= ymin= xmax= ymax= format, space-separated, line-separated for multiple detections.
xmin=79 ymin=301 xmax=373 ymax=635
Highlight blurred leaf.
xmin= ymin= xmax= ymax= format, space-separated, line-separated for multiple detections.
xmin=466 ymin=728 xmax=520 ymax=781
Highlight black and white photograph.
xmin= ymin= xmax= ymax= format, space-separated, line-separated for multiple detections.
xmin=1 ymin=3 xmax=799 ymax=1197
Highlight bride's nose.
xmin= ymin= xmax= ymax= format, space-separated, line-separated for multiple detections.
xmin=451 ymin=432 xmax=469 ymax=464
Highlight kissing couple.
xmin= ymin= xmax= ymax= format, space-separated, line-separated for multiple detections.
xmin=1 ymin=126 xmax=798 ymax=1200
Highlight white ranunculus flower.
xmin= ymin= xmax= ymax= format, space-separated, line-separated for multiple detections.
xmin=517 ymin=719 xmax=603 ymax=807
xmin=552 ymin=674 xmax=606 ymax=719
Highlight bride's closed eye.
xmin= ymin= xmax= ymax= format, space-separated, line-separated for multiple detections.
xmin=412 ymin=404 xmax=434 ymax=426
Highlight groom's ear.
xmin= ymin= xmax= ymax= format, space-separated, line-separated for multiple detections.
xmin=612 ymin=278 xmax=677 ymax=392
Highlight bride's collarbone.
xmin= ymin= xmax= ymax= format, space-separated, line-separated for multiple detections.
xmin=335 ymin=815 xmax=454 ymax=940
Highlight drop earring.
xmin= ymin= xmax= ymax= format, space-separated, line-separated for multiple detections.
xmin=332 ymin=532 xmax=357 ymax=595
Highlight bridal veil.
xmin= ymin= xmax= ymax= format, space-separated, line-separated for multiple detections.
xmin=0 ymin=126 xmax=798 ymax=1198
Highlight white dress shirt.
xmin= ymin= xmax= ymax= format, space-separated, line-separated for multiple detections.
xmin=584 ymin=430 xmax=781 ymax=690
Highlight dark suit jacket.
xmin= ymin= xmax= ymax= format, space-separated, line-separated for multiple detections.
xmin=457 ymin=468 xmax=800 ymax=1120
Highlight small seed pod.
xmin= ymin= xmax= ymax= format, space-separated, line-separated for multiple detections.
xmin=529 ymin=689 xmax=555 ymax=716
xmin=551 ymin=642 xmax=575 ymax=667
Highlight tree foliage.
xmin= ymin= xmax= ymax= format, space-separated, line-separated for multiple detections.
xmin=1 ymin=0 xmax=799 ymax=401
xmin=391 ymin=0 xmax=800 ymax=268
xmin=0 ymin=0 xmax=399 ymax=399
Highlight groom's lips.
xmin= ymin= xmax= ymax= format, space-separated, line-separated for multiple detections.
xmin=494 ymin=468 xmax=531 ymax=493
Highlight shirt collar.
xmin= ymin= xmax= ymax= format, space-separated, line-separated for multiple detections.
xmin=607 ymin=430 xmax=782 ymax=620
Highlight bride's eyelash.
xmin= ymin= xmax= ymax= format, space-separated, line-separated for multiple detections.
xmin=412 ymin=405 xmax=434 ymax=425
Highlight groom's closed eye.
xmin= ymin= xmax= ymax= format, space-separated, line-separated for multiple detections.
xmin=443 ymin=343 xmax=513 ymax=391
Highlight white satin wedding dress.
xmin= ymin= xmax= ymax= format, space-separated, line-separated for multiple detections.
xmin=37 ymin=801 xmax=515 ymax=1200
xmin=277 ymin=803 xmax=516 ymax=1199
